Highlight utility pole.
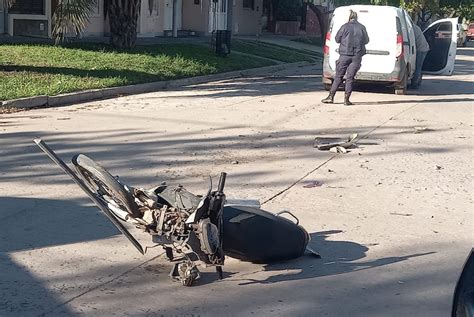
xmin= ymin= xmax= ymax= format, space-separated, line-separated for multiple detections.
xmin=172 ymin=0 xmax=178 ymax=37
xmin=227 ymin=0 xmax=233 ymax=32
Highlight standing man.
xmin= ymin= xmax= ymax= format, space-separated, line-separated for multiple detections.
xmin=410 ymin=24 xmax=430 ymax=89
xmin=322 ymin=10 xmax=369 ymax=106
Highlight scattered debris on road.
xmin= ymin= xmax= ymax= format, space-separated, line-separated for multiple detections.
xmin=330 ymin=146 xmax=348 ymax=154
xmin=314 ymin=133 xmax=358 ymax=152
xmin=414 ymin=126 xmax=433 ymax=133
xmin=0 ymin=106 xmax=26 ymax=114
xmin=390 ymin=212 xmax=413 ymax=217
xmin=303 ymin=180 xmax=323 ymax=188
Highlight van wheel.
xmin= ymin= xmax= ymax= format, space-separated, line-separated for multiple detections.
xmin=394 ymin=70 xmax=407 ymax=95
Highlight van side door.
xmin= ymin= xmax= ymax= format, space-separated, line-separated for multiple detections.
xmin=403 ymin=10 xmax=417 ymax=78
xmin=398 ymin=11 xmax=411 ymax=74
xmin=422 ymin=18 xmax=458 ymax=75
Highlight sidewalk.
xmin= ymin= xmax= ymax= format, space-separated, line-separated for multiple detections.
xmin=234 ymin=33 xmax=323 ymax=55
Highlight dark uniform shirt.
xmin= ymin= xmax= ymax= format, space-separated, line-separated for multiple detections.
xmin=335 ymin=20 xmax=369 ymax=57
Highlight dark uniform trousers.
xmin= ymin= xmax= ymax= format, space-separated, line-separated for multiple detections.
xmin=330 ymin=55 xmax=362 ymax=95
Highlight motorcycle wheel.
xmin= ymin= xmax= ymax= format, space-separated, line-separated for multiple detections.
xmin=72 ymin=154 xmax=141 ymax=218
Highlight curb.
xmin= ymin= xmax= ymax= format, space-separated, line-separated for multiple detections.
xmin=1 ymin=61 xmax=313 ymax=110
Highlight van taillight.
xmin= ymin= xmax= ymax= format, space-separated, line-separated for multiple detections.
xmin=323 ymin=31 xmax=331 ymax=55
xmin=396 ymin=34 xmax=403 ymax=58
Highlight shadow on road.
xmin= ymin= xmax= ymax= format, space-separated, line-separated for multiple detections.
xmin=235 ymin=230 xmax=435 ymax=285
xmin=359 ymin=97 xmax=474 ymax=106
xmin=0 ymin=196 xmax=121 ymax=316
xmin=0 ymin=196 xmax=120 ymax=253
xmin=0 ymin=124 xmax=460 ymax=190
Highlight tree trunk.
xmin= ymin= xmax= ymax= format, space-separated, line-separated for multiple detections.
xmin=107 ymin=0 xmax=140 ymax=49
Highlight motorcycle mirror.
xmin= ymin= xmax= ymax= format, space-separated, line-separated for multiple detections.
xmin=206 ymin=175 xmax=213 ymax=196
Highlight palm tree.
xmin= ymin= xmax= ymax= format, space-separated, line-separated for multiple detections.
xmin=4 ymin=0 xmax=141 ymax=49
xmin=54 ymin=0 xmax=141 ymax=48
xmin=105 ymin=0 xmax=141 ymax=49
xmin=51 ymin=0 xmax=96 ymax=44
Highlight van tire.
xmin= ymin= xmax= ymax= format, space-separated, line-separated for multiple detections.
xmin=324 ymin=83 xmax=332 ymax=91
xmin=394 ymin=69 xmax=407 ymax=95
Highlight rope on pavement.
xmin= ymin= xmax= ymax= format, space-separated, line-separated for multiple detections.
xmin=261 ymin=102 xmax=421 ymax=205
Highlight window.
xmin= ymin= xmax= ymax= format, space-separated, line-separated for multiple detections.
xmin=437 ymin=23 xmax=452 ymax=32
xmin=243 ymin=0 xmax=254 ymax=10
xmin=9 ymin=0 xmax=45 ymax=15
xmin=147 ymin=0 xmax=159 ymax=16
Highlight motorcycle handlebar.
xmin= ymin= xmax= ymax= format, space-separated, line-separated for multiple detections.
xmin=217 ymin=172 xmax=227 ymax=194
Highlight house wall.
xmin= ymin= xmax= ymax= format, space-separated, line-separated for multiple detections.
xmin=138 ymin=0 xmax=165 ymax=37
xmin=232 ymin=0 xmax=263 ymax=35
xmin=306 ymin=6 xmax=322 ymax=37
xmin=82 ymin=0 xmax=107 ymax=37
xmin=182 ymin=0 xmax=209 ymax=34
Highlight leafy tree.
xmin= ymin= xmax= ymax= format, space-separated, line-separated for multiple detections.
xmin=400 ymin=0 xmax=439 ymax=28
xmin=333 ymin=0 xmax=400 ymax=6
xmin=439 ymin=0 xmax=473 ymax=21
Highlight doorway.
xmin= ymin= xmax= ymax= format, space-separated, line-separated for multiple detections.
xmin=208 ymin=0 xmax=227 ymax=32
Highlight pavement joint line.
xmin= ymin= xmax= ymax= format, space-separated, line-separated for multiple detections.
xmin=39 ymin=252 xmax=166 ymax=316
xmin=261 ymin=101 xmax=422 ymax=205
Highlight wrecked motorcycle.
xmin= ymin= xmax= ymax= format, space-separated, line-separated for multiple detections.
xmin=35 ymin=139 xmax=315 ymax=286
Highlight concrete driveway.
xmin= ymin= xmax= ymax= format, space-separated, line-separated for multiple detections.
xmin=0 ymin=44 xmax=473 ymax=317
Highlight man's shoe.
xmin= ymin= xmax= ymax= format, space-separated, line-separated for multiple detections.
xmin=321 ymin=93 xmax=335 ymax=104
xmin=344 ymin=94 xmax=353 ymax=106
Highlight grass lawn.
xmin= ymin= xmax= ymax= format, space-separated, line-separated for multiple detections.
xmin=0 ymin=43 xmax=276 ymax=101
xmin=232 ymin=40 xmax=318 ymax=63
xmin=291 ymin=37 xmax=323 ymax=47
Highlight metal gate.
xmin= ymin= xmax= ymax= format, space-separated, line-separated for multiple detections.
xmin=209 ymin=0 xmax=227 ymax=32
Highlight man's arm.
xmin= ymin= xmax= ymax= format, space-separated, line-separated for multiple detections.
xmin=362 ymin=26 xmax=369 ymax=44
xmin=335 ymin=25 xmax=345 ymax=43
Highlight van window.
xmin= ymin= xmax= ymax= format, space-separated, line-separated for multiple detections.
xmin=401 ymin=13 xmax=412 ymax=47
xmin=396 ymin=17 xmax=402 ymax=34
xmin=437 ymin=23 xmax=452 ymax=32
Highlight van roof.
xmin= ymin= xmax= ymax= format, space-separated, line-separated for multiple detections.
xmin=334 ymin=5 xmax=402 ymax=14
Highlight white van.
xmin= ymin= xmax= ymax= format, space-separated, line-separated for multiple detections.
xmin=322 ymin=5 xmax=457 ymax=94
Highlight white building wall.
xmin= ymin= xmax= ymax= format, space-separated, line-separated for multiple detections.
xmin=232 ymin=0 xmax=263 ymax=35
xmin=138 ymin=0 xmax=164 ymax=37
xmin=82 ymin=0 xmax=107 ymax=37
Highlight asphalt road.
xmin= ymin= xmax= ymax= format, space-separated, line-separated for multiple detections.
xmin=1 ymin=44 xmax=473 ymax=317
